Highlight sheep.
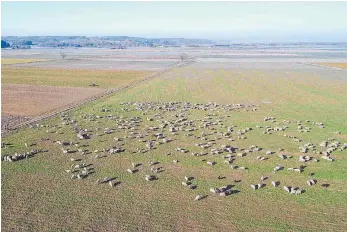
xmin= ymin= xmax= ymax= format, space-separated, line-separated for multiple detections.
xmin=260 ymin=176 xmax=268 ymax=181
xmin=182 ymin=182 xmax=189 ymax=186
xmin=151 ymin=167 xmax=160 ymax=173
xmin=307 ymin=179 xmax=317 ymax=186
xmin=283 ymin=186 xmax=291 ymax=193
xmin=77 ymin=174 xmax=85 ymax=180
xmin=210 ymin=188 xmax=220 ymax=194
xmin=266 ymin=150 xmax=273 ymax=155
xmin=145 ymin=175 xmax=156 ymax=181
xmin=274 ymin=164 xmax=284 ymax=172
xmin=219 ymin=192 xmax=227 ymax=197
xmin=321 ymin=155 xmax=334 ymax=161
xmin=237 ymin=152 xmax=246 ymax=157
xmin=194 ymin=195 xmax=203 ymax=201
xmin=127 ymin=169 xmax=135 ymax=174
xmin=272 ymin=181 xmax=280 ymax=187
xmin=295 ymin=189 xmax=304 ymax=195
xmin=250 ymin=184 xmax=258 ymax=190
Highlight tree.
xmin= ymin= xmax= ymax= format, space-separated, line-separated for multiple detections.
xmin=180 ymin=53 xmax=188 ymax=62
xmin=1 ymin=40 xmax=10 ymax=48
xmin=22 ymin=40 xmax=33 ymax=46
xmin=60 ymin=52 xmax=66 ymax=59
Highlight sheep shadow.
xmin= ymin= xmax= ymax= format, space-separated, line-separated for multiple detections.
xmin=199 ymin=195 xmax=208 ymax=200
xmin=113 ymin=181 xmax=121 ymax=186
xmin=134 ymin=163 xmax=142 ymax=168
xmin=68 ymin=150 xmax=79 ymax=154
xmin=228 ymin=190 xmax=240 ymax=195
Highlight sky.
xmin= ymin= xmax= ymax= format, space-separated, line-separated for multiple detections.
xmin=2 ymin=1 xmax=347 ymax=42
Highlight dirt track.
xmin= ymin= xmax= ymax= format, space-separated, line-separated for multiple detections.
xmin=1 ymin=84 xmax=105 ymax=116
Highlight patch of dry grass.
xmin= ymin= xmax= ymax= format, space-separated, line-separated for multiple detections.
xmin=318 ymin=63 xmax=347 ymax=69
xmin=1 ymin=67 xmax=154 ymax=88
xmin=1 ymin=59 xmax=48 ymax=65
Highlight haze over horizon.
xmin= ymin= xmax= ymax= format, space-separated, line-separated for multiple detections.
xmin=2 ymin=1 xmax=347 ymax=43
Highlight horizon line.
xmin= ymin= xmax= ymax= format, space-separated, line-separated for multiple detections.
xmin=2 ymin=35 xmax=347 ymax=44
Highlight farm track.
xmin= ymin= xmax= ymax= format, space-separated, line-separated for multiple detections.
xmin=1 ymin=59 xmax=196 ymax=137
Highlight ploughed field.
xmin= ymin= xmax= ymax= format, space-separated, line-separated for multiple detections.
xmin=1 ymin=84 xmax=105 ymax=116
xmin=2 ymin=65 xmax=347 ymax=231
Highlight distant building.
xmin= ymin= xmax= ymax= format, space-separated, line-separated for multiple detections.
xmin=110 ymin=45 xmax=126 ymax=49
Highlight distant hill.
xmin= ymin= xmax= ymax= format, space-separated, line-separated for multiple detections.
xmin=1 ymin=36 xmax=216 ymax=48
xmin=2 ymin=36 xmax=346 ymax=49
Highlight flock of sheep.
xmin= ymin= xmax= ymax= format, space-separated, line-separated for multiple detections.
xmin=2 ymin=101 xmax=346 ymax=201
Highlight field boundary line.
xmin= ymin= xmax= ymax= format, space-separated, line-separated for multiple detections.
xmin=1 ymin=58 xmax=197 ymax=136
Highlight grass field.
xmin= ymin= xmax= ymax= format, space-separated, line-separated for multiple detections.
xmin=1 ymin=59 xmax=48 ymax=65
xmin=1 ymin=67 xmax=154 ymax=88
xmin=2 ymin=66 xmax=347 ymax=231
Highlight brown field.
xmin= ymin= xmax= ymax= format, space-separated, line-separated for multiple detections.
xmin=1 ymin=84 xmax=105 ymax=116
xmin=318 ymin=63 xmax=347 ymax=69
